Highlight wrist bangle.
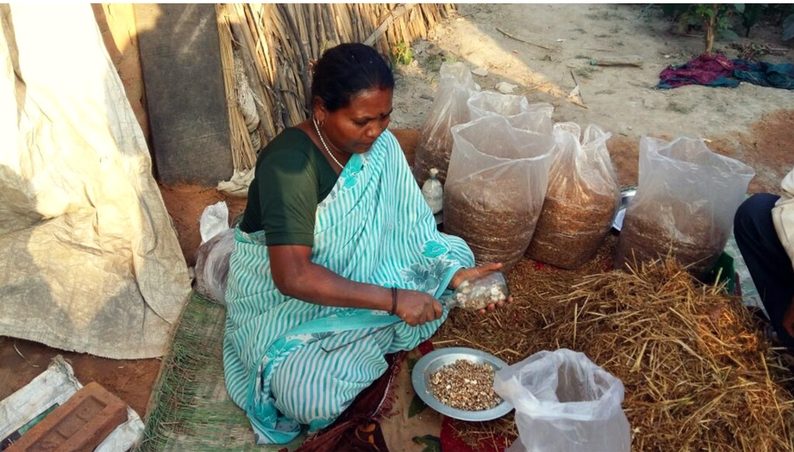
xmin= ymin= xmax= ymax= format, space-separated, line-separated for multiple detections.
xmin=390 ymin=287 xmax=398 ymax=316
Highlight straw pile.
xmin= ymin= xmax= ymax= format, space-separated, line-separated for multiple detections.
xmin=214 ymin=4 xmax=456 ymax=174
xmin=433 ymin=237 xmax=794 ymax=450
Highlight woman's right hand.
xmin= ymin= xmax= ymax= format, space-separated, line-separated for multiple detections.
xmin=394 ymin=289 xmax=442 ymax=326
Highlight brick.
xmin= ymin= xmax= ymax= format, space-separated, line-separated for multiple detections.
xmin=7 ymin=382 xmax=128 ymax=452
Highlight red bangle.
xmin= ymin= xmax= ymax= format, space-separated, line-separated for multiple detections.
xmin=390 ymin=288 xmax=398 ymax=315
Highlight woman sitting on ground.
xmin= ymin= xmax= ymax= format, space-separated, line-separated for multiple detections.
xmin=734 ymin=167 xmax=794 ymax=349
xmin=223 ymin=43 xmax=506 ymax=444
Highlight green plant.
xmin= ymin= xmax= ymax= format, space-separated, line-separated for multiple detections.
xmin=739 ymin=4 xmax=765 ymax=37
xmin=662 ymin=4 xmax=738 ymax=53
xmin=391 ymin=41 xmax=413 ymax=66
xmin=697 ymin=4 xmax=734 ymax=53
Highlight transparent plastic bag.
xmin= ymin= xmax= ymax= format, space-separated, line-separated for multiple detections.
xmin=525 ymin=123 xmax=619 ymax=269
xmin=443 ymin=115 xmax=555 ymax=271
xmin=467 ymin=90 xmax=553 ymax=134
xmin=615 ymin=136 xmax=755 ymax=274
xmin=412 ymin=62 xmax=478 ymax=185
xmin=194 ymin=228 xmax=235 ymax=305
xmin=448 ymin=272 xmax=509 ymax=310
xmin=493 ymin=349 xmax=630 ymax=452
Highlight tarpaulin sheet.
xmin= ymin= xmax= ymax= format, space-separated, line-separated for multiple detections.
xmin=0 ymin=4 xmax=190 ymax=359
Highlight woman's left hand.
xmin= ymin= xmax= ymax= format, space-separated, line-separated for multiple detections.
xmin=449 ymin=262 xmax=512 ymax=315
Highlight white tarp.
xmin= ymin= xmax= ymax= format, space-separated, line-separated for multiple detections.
xmin=0 ymin=4 xmax=190 ymax=359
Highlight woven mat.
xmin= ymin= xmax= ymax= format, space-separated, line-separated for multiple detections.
xmin=136 ymin=293 xmax=305 ymax=451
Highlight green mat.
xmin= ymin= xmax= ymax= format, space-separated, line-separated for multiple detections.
xmin=135 ymin=293 xmax=305 ymax=451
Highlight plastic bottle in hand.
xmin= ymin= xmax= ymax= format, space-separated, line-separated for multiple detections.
xmin=422 ymin=168 xmax=443 ymax=224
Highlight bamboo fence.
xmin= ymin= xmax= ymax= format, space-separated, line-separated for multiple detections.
xmin=214 ymin=3 xmax=456 ymax=174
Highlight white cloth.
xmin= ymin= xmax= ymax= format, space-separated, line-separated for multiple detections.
xmin=0 ymin=4 xmax=190 ymax=358
xmin=772 ymin=168 xmax=794 ymax=272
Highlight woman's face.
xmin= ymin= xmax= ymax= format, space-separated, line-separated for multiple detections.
xmin=317 ymin=88 xmax=393 ymax=155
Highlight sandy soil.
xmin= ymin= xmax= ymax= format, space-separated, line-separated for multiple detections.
xmin=1 ymin=4 xmax=792 ymax=443
xmin=391 ymin=4 xmax=794 ymax=192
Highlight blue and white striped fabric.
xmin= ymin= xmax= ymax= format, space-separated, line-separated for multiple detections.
xmin=223 ymin=130 xmax=474 ymax=444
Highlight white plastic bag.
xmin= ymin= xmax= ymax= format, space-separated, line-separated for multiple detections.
xmin=443 ymin=115 xmax=555 ymax=271
xmin=494 ymin=349 xmax=630 ymax=452
xmin=199 ymin=201 xmax=230 ymax=243
xmin=616 ymin=136 xmax=755 ymax=274
xmin=466 ymin=90 xmax=553 ymax=134
xmin=194 ymin=228 xmax=234 ymax=305
xmin=195 ymin=202 xmax=234 ymax=304
xmin=412 ymin=62 xmax=478 ymax=185
xmin=525 ymin=123 xmax=619 ymax=269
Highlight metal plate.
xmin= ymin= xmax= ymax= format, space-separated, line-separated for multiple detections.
xmin=411 ymin=347 xmax=513 ymax=421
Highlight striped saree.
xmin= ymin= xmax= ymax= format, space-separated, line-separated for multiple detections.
xmin=223 ymin=130 xmax=474 ymax=444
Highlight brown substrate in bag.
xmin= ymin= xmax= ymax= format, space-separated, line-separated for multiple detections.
xmin=615 ymin=213 xmax=726 ymax=275
xmin=412 ymin=135 xmax=453 ymax=185
xmin=444 ymin=184 xmax=540 ymax=272
xmin=526 ymin=187 xmax=617 ymax=269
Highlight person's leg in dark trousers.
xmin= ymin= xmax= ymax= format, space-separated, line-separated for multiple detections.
xmin=734 ymin=193 xmax=794 ymax=348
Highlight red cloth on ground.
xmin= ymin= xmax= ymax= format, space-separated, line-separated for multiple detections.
xmin=658 ymin=53 xmax=736 ymax=88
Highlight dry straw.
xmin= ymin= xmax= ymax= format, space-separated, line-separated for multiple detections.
xmin=435 ymin=237 xmax=794 ymax=450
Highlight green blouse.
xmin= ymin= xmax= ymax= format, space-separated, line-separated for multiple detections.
xmin=239 ymin=128 xmax=339 ymax=246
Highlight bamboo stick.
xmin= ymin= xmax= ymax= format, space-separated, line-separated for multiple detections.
xmin=307 ymin=4 xmax=318 ymax=59
xmin=279 ymin=4 xmax=310 ymax=111
xmin=228 ymin=5 xmax=277 ymax=141
xmin=216 ymin=4 xmax=256 ymax=170
xmin=321 ymin=5 xmax=337 ymax=47
xmin=364 ymin=4 xmax=416 ymax=46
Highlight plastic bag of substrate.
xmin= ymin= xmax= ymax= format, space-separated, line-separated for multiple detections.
xmin=467 ymin=90 xmax=553 ymax=134
xmin=525 ymin=123 xmax=619 ymax=269
xmin=194 ymin=228 xmax=234 ymax=305
xmin=443 ymin=115 xmax=555 ymax=271
xmin=412 ymin=62 xmax=478 ymax=185
xmin=493 ymin=349 xmax=630 ymax=452
xmin=615 ymin=136 xmax=754 ymax=275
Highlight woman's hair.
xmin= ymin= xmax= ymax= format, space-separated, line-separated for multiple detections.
xmin=311 ymin=43 xmax=394 ymax=112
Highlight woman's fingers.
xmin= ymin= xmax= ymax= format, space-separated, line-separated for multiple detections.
xmin=476 ymin=262 xmax=503 ymax=276
xmin=475 ymin=296 xmax=510 ymax=316
xmin=432 ymin=300 xmax=443 ymax=319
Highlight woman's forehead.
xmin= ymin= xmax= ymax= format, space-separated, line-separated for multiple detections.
xmin=344 ymin=88 xmax=393 ymax=113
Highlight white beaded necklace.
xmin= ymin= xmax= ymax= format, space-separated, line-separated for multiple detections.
xmin=312 ymin=117 xmax=344 ymax=170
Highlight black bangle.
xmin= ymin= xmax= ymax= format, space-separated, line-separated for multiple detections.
xmin=390 ymin=287 xmax=398 ymax=316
